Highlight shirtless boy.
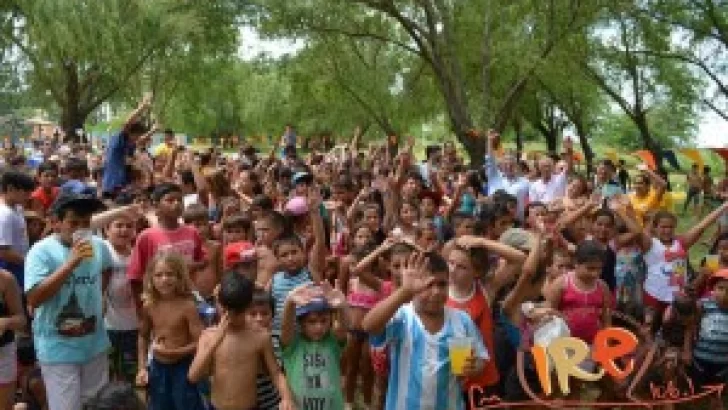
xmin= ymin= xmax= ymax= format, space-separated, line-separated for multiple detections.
xmin=188 ymin=272 xmax=293 ymax=410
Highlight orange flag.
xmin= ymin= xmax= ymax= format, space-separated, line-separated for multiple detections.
xmin=633 ymin=150 xmax=657 ymax=170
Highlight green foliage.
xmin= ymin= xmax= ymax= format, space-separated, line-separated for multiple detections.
xmin=0 ymin=0 xmax=239 ymax=136
xmin=0 ymin=0 xmax=722 ymax=154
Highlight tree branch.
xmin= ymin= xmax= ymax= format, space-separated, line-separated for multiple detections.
xmin=306 ymin=24 xmax=429 ymax=62
xmin=703 ymin=98 xmax=728 ymax=122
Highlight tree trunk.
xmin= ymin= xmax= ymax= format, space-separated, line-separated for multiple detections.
xmin=536 ymin=123 xmax=558 ymax=155
xmin=429 ymin=55 xmax=480 ymax=166
xmin=574 ymin=122 xmax=594 ymax=177
xmin=61 ymin=106 xmax=88 ymax=144
xmin=513 ymin=117 xmax=524 ymax=159
xmin=634 ymin=113 xmax=663 ymax=170
xmin=61 ymin=62 xmax=88 ymax=144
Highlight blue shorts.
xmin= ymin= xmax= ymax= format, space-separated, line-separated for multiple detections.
xmin=148 ymin=356 xmax=206 ymax=410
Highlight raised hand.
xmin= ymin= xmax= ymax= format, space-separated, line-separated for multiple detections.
xmin=382 ymin=236 xmax=401 ymax=250
xmin=455 ymin=235 xmax=482 ymax=249
xmin=288 ymin=284 xmax=323 ymax=306
xmin=320 ymin=281 xmax=347 ymax=309
xmin=401 ymin=252 xmax=434 ymax=296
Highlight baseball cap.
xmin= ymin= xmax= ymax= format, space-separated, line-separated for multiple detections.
xmin=223 ymin=241 xmax=255 ymax=269
xmin=295 ymin=297 xmax=331 ymax=318
xmin=285 ymin=196 xmax=309 ymax=216
xmin=292 ymin=171 xmax=313 ymax=185
xmin=60 ymin=179 xmax=96 ymax=196
xmin=49 ymin=192 xmax=106 ymax=216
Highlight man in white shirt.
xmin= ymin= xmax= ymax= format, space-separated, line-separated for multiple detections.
xmin=528 ymin=141 xmax=574 ymax=203
xmin=484 ymin=130 xmax=529 ymax=221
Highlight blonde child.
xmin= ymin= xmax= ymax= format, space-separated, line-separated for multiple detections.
xmin=188 ymin=274 xmax=293 ymax=410
xmin=136 ymin=253 xmax=205 ymax=410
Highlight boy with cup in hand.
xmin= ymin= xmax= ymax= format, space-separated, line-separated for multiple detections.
xmin=362 ymin=252 xmax=488 ymax=410
xmin=24 ymin=191 xmax=112 ymax=410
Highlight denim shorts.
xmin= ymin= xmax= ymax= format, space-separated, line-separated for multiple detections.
xmin=148 ymin=356 xmax=206 ymax=410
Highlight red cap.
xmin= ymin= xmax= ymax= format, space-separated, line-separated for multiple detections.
xmin=224 ymin=241 xmax=255 ymax=269
xmin=709 ymin=269 xmax=728 ymax=289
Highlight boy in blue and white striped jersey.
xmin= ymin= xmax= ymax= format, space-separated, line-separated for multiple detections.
xmin=362 ymin=251 xmax=488 ymax=410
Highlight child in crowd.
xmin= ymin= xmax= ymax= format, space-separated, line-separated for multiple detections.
xmin=29 ymin=162 xmax=59 ymax=217
xmin=363 ymin=252 xmax=488 ymax=410
xmin=189 ymin=273 xmax=293 ymax=410
xmin=244 ymin=288 xmax=283 ymax=410
xmin=638 ymin=203 xmax=728 ymax=330
xmin=545 ymin=240 xmax=612 ymax=346
xmin=102 ymin=212 xmax=138 ymax=383
xmin=127 ymin=183 xmax=205 ymax=312
xmin=280 ymin=282 xmax=349 ymax=410
xmin=270 ymin=189 xmax=326 ymax=355
xmin=136 ymin=253 xmax=205 ymax=410
xmin=692 ymin=269 xmax=728 ymax=410
xmin=183 ymin=204 xmax=222 ymax=301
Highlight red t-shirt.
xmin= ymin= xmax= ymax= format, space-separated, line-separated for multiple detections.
xmin=30 ymin=187 xmax=60 ymax=211
xmin=127 ymin=225 xmax=204 ymax=281
xmin=447 ymin=285 xmax=499 ymax=388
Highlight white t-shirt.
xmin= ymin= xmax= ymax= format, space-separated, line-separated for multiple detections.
xmin=103 ymin=240 xmax=137 ymax=331
xmin=0 ymin=202 xmax=29 ymax=257
xmin=643 ymin=237 xmax=688 ymax=302
xmin=183 ymin=193 xmax=199 ymax=209
xmin=528 ymin=171 xmax=568 ymax=203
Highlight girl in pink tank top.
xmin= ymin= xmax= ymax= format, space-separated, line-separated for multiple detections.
xmin=559 ymin=272 xmax=607 ymax=344
xmin=545 ymin=240 xmax=612 ymax=345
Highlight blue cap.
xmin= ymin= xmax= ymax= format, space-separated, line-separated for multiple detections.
xmin=292 ymin=172 xmax=313 ymax=185
xmin=295 ymin=298 xmax=331 ymax=318
xmin=61 ymin=180 xmax=97 ymax=197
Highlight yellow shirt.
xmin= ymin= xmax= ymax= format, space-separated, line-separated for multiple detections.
xmin=153 ymin=143 xmax=174 ymax=158
xmin=629 ymin=188 xmax=664 ymax=226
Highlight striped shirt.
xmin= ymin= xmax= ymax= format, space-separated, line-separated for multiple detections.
xmin=271 ymin=269 xmax=313 ymax=357
xmin=256 ymin=373 xmax=281 ymax=410
xmin=370 ymin=304 xmax=488 ymax=410
xmin=694 ymin=298 xmax=728 ymax=365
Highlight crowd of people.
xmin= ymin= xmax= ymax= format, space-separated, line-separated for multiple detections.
xmin=0 ymin=95 xmax=728 ymax=410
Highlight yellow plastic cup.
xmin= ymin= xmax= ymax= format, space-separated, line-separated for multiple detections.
xmin=706 ymin=255 xmax=720 ymax=272
xmin=448 ymin=337 xmax=473 ymax=375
